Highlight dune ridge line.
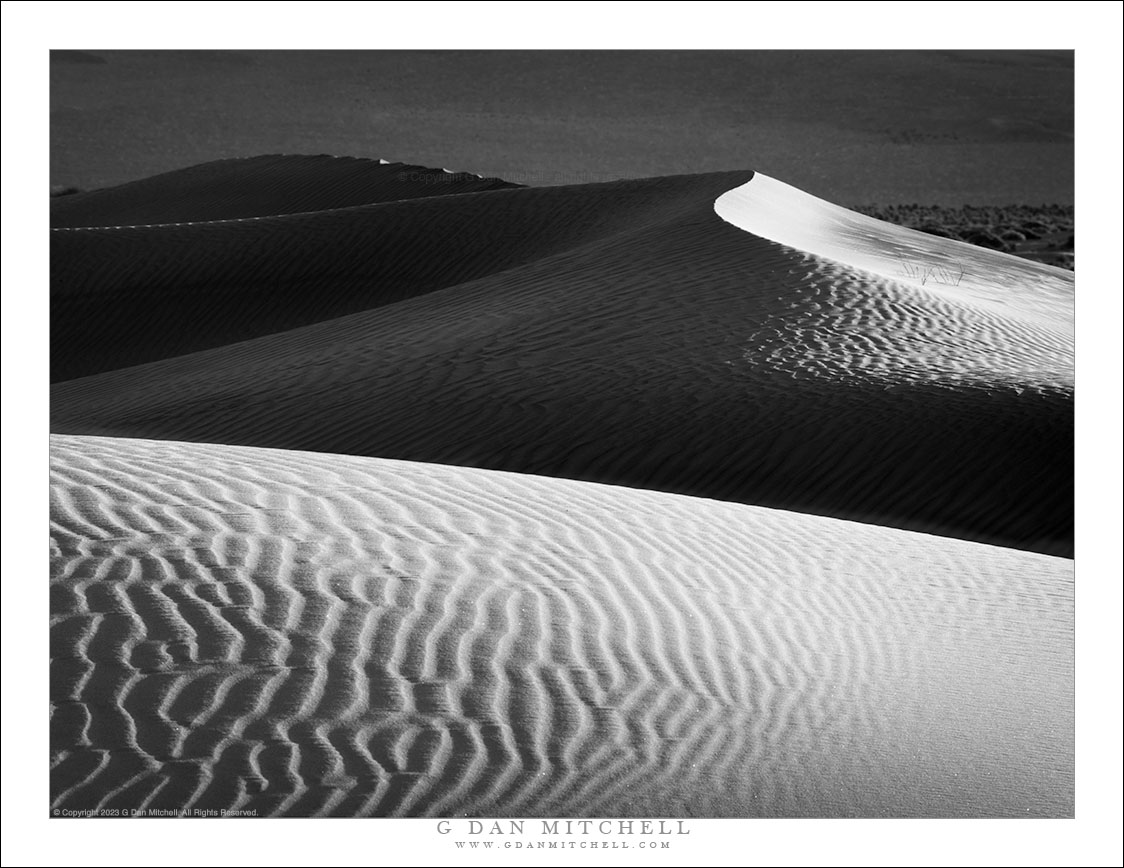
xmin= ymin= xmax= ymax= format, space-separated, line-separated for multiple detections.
xmin=715 ymin=172 xmax=1073 ymax=321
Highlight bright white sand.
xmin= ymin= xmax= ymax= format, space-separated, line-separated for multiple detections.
xmin=50 ymin=435 xmax=1073 ymax=818
xmin=716 ymin=172 xmax=1073 ymax=323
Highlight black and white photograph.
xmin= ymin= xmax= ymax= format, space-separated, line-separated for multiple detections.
xmin=3 ymin=2 xmax=1122 ymax=866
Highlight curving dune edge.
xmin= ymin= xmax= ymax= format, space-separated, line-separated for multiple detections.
xmin=715 ymin=172 xmax=1074 ymax=321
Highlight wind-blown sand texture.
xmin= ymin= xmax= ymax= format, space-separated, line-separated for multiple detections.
xmin=50 ymin=156 xmax=1074 ymax=817
xmin=50 ymin=435 xmax=1072 ymax=818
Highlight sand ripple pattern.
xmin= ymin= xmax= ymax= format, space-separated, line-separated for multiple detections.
xmin=50 ymin=435 xmax=1073 ymax=818
xmin=739 ymin=253 xmax=1071 ymax=392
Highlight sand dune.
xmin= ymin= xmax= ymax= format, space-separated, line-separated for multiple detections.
xmin=49 ymin=435 xmax=1073 ymax=818
xmin=51 ymin=165 xmax=1073 ymax=554
xmin=51 ymin=159 xmax=750 ymax=380
xmin=50 ymin=154 xmax=520 ymax=228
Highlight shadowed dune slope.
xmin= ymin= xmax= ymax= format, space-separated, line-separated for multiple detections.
xmin=50 ymin=435 xmax=1073 ymax=818
xmin=50 ymin=154 xmax=521 ymax=228
xmin=51 ymin=165 xmax=752 ymax=381
xmin=52 ymin=171 xmax=1073 ymax=555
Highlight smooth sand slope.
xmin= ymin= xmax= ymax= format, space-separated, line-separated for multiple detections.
xmin=51 ymin=160 xmax=1074 ymax=555
xmin=51 ymin=157 xmax=748 ymax=379
xmin=50 ymin=435 xmax=1073 ymax=818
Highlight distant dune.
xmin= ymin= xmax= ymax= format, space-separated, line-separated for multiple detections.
xmin=50 ymin=435 xmax=1073 ymax=818
xmin=50 ymin=154 xmax=520 ymax=228
xmin=51 ymin=156 xmax=1073 ymax=555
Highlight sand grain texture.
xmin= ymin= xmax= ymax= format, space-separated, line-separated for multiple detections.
xmin=50 ymin=436 xmax=1073 ymax=818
